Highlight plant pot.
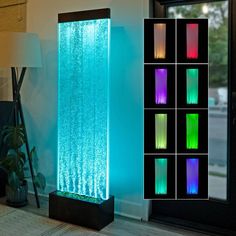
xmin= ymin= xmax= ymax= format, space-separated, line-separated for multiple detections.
xmin=6 ymin=180 xmax=28 ymax=207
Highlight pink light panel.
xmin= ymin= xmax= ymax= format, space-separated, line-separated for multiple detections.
xmin=186 ymin=23 xmax=198 ymax=59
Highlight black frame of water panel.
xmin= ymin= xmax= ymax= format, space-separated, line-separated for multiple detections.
xmin=177 ymin=155 xmax=208 ymax=199
xmin=151 ymin=0 xmax=236 ymax=233
xmin=177 ymin=64 xmax=208 ymax=109
xmin=177 ymin=109 xmax=208 ymax=154
xmin=144 ymin=109 xmax=176 ymax=154
xmin=177 ymin=18 xmax=208 ymax=63
xmin=58 ymin=8 xmax=110 ymax=23
xmin=144 ymin=155 xmax=176 ymax=199
xmin=144 ymin=64 xmax=176 ymax=108
xmin=144 ymin=19 xmax=176 ymax=63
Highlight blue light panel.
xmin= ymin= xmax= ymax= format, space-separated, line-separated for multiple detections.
xmin=58 ymin=18 xmax=110 ymax=200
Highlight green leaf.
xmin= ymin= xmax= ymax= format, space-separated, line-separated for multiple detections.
xmin=2 ymin=125 xmax=25 ymax=149
xmin=18 ymin=151 xmax=26 ymax=164
xmin=0 ymin=154 xmax=17 ymax=172
xmin=34 ymin=172 xmax=46 ymax=190
xmin=30 ymin=147 xmax=38 ymax=172
xmin=1 ymin=126 xmax=47 ymax=192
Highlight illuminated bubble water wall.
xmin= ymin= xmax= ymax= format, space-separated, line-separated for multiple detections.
xmin=155 ymin=158 xmax=167 ymax=194
xmin=186 ymin=68 xmax=198 ymax=104
xmin=186 ymin=158 xmax=199 ymax=194
xmin=155 ymin=114 xmax=167 ymax=149
xmin=58 ymin=18 xmax=110 ymax=200
xmin=186 ymin=114 xmax=198 ymax=149
xmin=155 ymin=68 xmax=167 ymax=105
xmin=186 ymin=23 xmax=199 ymax=59
xmin=154 ymin=23 xmax=166 ymax=59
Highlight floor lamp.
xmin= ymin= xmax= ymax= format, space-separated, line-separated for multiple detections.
xmin=0 ymin=32 xmax=42 ymax=208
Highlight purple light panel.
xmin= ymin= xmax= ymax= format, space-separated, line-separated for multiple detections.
xmin=155 ymin=68 xmax=167 ymax=105
xmin=186 ymin=158 xmax=199 ymax=195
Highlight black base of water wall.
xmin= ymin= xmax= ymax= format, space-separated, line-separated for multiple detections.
xmin=49 ymin=190 xmax=114 ymax=230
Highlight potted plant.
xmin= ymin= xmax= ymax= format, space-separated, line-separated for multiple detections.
xmin=0 ymin=125 xmax=46 ymax=207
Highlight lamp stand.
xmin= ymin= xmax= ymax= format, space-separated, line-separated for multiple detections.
xmin=11 ymin=67 xmax=40 ymax=208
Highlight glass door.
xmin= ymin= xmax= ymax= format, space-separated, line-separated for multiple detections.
xmin=151 ymin=0 xmax=236 ymax=233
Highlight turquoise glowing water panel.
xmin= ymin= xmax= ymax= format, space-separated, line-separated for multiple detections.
xmin=155 ymin=158 xmax=167 ymax=195
xmin=58 ymin=17 xmax=110 ymax=200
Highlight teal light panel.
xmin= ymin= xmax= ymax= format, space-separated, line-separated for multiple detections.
xmin=187 ymin=68 xmax=198 ymax=104
xmin=155 ymin=158 xmax=168 ymax=194
xmin=58 ymin=18 xmax=110 ymax=200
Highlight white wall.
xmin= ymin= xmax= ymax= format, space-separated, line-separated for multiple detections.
xmin=25 ymin=0 xmax=149 ymax=220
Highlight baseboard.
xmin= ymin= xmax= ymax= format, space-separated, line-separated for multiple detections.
xmin=114 ymin=198 xmax=143 ymax=221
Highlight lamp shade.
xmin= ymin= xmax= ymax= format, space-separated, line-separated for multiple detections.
xmin=0 ymin=32 xmax=42 ymax=68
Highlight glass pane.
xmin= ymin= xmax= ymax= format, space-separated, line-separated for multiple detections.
xmin=168 ymin=1 xmax=228 ymax=200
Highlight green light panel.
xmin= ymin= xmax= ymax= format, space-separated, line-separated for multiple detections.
xmin=186 ymin=114 xmax=199 ymax=149
xmin=155 ymin=114 xmax=167 ymax=149
xmin=187 ymin=69 xmax=198 ymax=104
xmin=155 ymin=158 xmax=168 ymax=194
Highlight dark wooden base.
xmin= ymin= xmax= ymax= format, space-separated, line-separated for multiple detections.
xmin=49 ymin=191 xmax=114 ymax=230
